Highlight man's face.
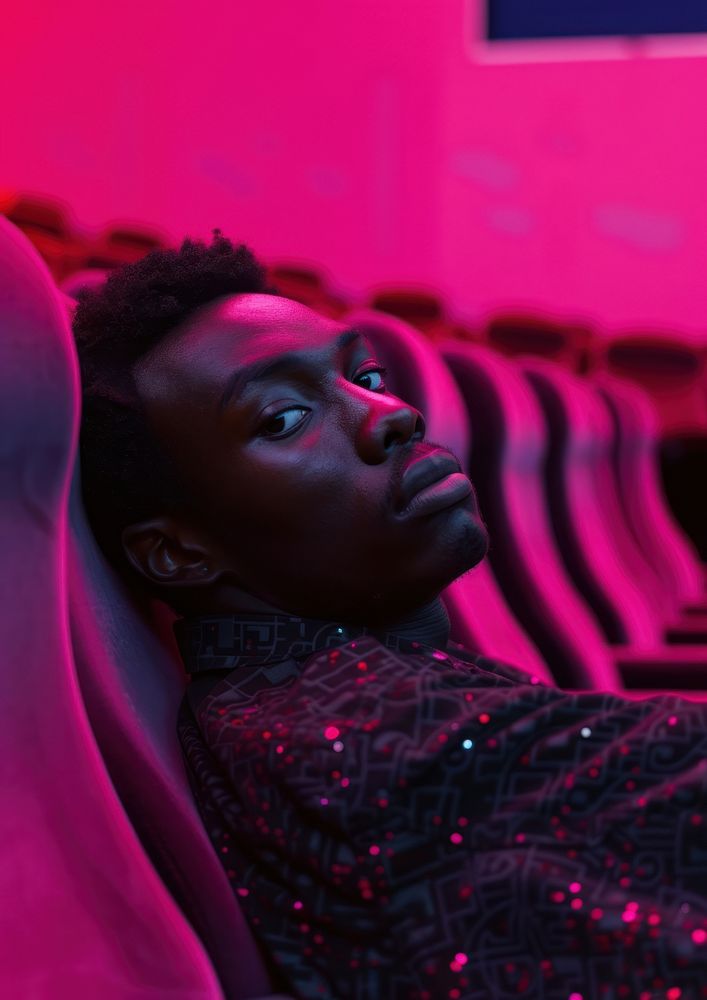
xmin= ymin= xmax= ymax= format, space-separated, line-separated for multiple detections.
xmin=129 ymin=293 xmax=488 ymax=624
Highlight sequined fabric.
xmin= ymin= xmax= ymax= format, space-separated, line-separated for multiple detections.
xmin=177 ymin=631 xmax=707 ymax=999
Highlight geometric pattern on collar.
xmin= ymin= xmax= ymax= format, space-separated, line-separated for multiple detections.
xmin=173 ymin=612 xmax=446 ymax=674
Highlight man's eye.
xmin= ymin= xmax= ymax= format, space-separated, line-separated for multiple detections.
xmin=355 ymin=367 xmax=388 ymax=392
xmin=260 ymin=407 xmax=310 ymax=438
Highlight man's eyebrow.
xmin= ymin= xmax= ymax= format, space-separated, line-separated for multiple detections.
xmin=218 ymin=328 xmax=365 ymax=413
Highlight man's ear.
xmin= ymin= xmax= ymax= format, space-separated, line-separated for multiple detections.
xmin=121 ymin=517 xmax=221 ymax=588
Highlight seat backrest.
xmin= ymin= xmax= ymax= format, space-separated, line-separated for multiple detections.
xmin=485 ymin=312 xmax=593 ymax=373
xmin=345 ymin=309 xmax=552 ymax=683
xmin=84 ymin=224 xmax=165 ymax=270
xmin=64 ymin=348 xmax=290 ymax=992
xmin=0 ymin=215 xmax=225 ymax=997
xmin=366 ymin=288 xmax=479 ymax=344
xmin=68 ymin=474 xmax=278 ymax=999
xmin=520 ymin=358 xmax=666 ymax=649
xmin=440 ymin=341 xmax=621 ymax=691
xmin=3 ymin=193 xmax=85 ymax=282
xmin=267 ymin=262 xmax=350 ymax=319
xmin=596 ymin=334 xmax=707 ymax=437
xmin=60 ymin=267 xmax=110 ymax=299
xmin=593 ymin=372 xmax=705 ymax=608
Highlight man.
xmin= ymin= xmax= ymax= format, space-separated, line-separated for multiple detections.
xmin=74 ymin=232 xmax=707 ymax=999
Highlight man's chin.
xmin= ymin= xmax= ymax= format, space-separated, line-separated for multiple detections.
xmin=459 ymin=513 xmax=490 ymax=569
xmin=435 ymin=508 xmax=490 ymax=586
xmin=367 ymin=515 xmax=490 ymax=621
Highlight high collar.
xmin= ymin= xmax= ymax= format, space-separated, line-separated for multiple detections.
xmin=174 ymin=598 xmax=451 ymax=675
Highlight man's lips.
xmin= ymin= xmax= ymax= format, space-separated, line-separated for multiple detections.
xmin=396 ymin=449 xmax=470 ymax=514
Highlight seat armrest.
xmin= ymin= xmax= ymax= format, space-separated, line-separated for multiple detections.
xmin=664 ymin=620 xmax=707 ymax=644
xmin=681 ymin=602 xmax=707 ymax=616
xmin=614 ymin=645 xmax=707 ymax=690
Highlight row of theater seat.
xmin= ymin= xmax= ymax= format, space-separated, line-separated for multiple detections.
xmin=0 ymin=191 xmax=165 ymax=280
xmin=2 ymin=214 xmax=706 ymax=1000
xmin=345 ymin=309 xmax=707 ymax=697
xmin=6 ymin=189 xmax=707 ymax=428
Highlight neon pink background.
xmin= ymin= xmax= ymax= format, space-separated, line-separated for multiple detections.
xmin=3 ymin=0 xmax=707 ymax=340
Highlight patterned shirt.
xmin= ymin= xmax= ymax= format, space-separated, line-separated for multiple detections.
xmin=175 ymin=613 xmax=707 ymax=1000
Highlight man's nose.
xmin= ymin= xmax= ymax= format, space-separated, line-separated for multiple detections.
xmin=354 ymin=392 xmax=426 ymax=464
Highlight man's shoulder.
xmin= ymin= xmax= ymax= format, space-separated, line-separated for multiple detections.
xmin=444 ymin=640 xmax=550 ymax=687
xmin=183 ymin=634 xmax=550 ymax=721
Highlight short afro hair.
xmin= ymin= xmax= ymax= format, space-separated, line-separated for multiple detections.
xmin=73 ymin=229 xmax=278 ymax=601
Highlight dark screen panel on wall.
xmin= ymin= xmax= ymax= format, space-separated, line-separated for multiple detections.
xmin=486 ymin=0 xmax=707 ymax=41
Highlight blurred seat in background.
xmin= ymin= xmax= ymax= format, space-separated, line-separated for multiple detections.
xmin=441 ymin=341 xmax=707 ymax=697
xmin=519 ymin=358 xmax=707 ymax=655
xmin=1 ymin=191 xmax=85 ymax=282
xmin=267 ymin=262 xmax=350 ymax=319
xmin=345 ymin=308 xmax=553 ymax=686
xmin=60 ymin=267 xmax=110 ymax=300
xmin=484 ymin=312 xmax=594 ymax=374
xmin=84 ymin=223 xmax=165 ymax=270
xmin=595 ymin=333 xmax=707 ymax=437
xmin=593 ymin=373 xmax=707 ymax=617
xmin=368 ymin=286 xmax=478 ymax=344
xmin=592 ymin=333 xmax=707 ymax=562
xmin=441 ymin=341 xmax=620 ymax=691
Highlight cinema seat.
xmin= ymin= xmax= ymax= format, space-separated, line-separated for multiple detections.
xmin=3 ymin=191 xmax=85 ymax=282
xmin=0 ymin=216 xmax=293 ymax=1000
xmin=267 ymin=262 xmax=350 ymax=319
xmin=484 ymin=312 xmax=593 ymax=374
xmin=594 ymin=333 xmax=707 ymax=561
xmin=345 ymin=308 xmax=553 ymax=685
xmin=595 ymin=333 xmax=707 ymax=438
xmin=441 ymin=341 xmax=707 ymax=697
xmin=84 ymin=224 xmax=165 ymax=270
xmin=368 ymin=287 xmax=478 ymax=344
xmin=520 ymin=358 xmax=707 ymax=647
xmin=593 ymin=372 xmax=707 ymax=618
xmin=60 ymin=267 xmax=110 ymax=299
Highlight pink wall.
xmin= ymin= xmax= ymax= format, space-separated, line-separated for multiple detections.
xmin=3 ymin=1 xmax=707 ymax=340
